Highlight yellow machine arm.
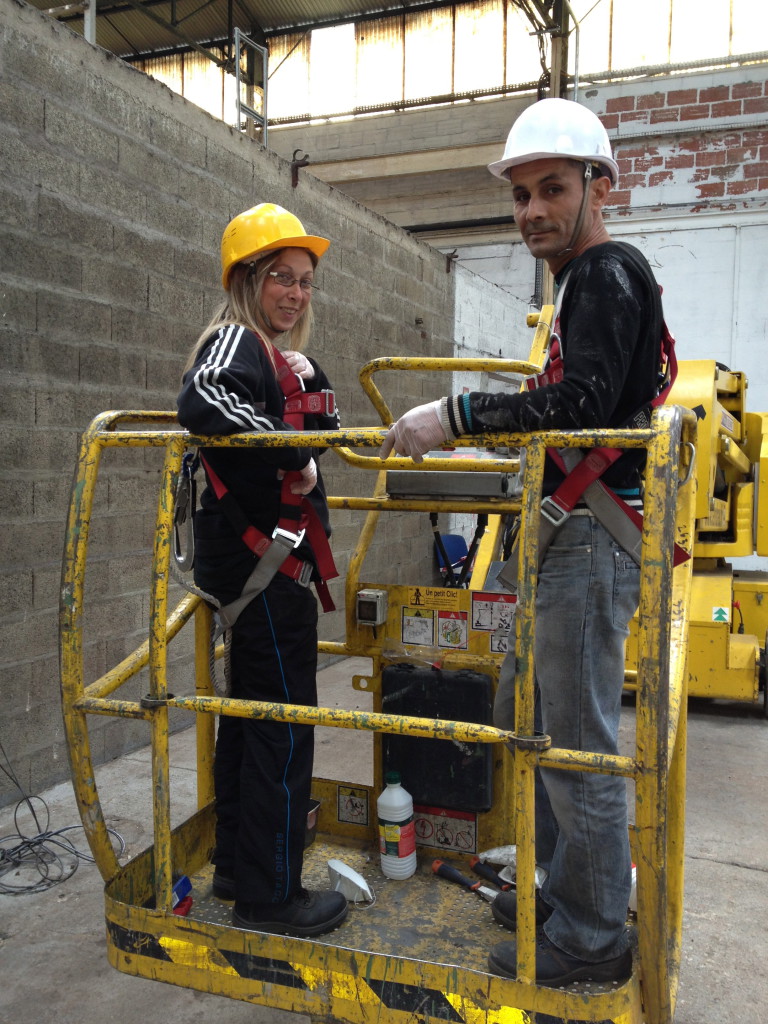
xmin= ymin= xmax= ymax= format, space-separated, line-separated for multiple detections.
xmin=633 ymin=359 xmax=768 ymax=710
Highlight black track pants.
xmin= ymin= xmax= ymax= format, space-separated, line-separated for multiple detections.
xmin=211 ymin=574 xmax=319 ymax=904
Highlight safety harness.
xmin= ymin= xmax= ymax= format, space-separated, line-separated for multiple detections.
xmin=498 ymin=260 xmax=690 ymax=595
xmin=173 ymin=345 xmax=338 ymax=648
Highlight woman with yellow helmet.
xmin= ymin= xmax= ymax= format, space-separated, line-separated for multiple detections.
xmin=177 ymin=203 xmax=346 ymax=937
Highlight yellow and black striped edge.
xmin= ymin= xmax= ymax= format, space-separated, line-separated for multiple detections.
xmin=106 ymin=914 xmax=642 ymax=1024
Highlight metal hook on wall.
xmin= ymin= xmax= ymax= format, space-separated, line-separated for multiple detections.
xmin=291 ymin=149 xmax=310 ymax=187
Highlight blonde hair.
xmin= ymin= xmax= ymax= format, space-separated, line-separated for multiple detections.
xmin=182 ymin=248 xmax=316 ymax=377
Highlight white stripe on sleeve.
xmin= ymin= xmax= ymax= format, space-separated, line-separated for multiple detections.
xmin=193 ymin=325 xmax=274 ymax=431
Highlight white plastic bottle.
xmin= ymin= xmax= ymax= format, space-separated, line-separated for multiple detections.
xmin=377 ymin=771 xmax=417 ymax=879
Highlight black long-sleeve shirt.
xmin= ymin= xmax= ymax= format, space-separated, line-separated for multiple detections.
xmin=449 ymin=241 xmax=664 ymax=494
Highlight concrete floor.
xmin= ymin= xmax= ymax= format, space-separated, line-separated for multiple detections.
xmin=0 ymin=657 xmax=766 ymax=1024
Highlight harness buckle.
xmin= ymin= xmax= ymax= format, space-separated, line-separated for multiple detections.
xmin=297 ymin=561 xmax=313 ymax=587
xmin=305 ymin=389 xmax=335 ymax=416
xmin=284 ymin=390 xmax=336 ymax=417
xmin=540 ymin=495 xmax=570 ymax=527
xmin=272 ymin=525 xmax=306 ymax=550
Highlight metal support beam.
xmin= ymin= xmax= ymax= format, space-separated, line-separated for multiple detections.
xmin=235 ymin=27 xmax=268 ymax=143
xmin=83 ymin=0 xmax=96 ymax=42
xmin=119 ymin=0 xmax=230 ymax=67
xmin=536 ymin=0 xmax=570 ymax=308
xmin=549 ymin=0 xmax=569 ymax=100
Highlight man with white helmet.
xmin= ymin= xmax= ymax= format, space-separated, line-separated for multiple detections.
xmin=381 ymin=98 xmax=670 ymax=985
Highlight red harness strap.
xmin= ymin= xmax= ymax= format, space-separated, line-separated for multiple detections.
xmin=271 ymin=348 xmax=338 ymax=610
xmin=529 ymin=314 xmax=689 ymax=567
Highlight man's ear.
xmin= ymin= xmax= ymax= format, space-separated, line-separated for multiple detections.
xmin=591 ymin=175 xmax=612 ymax=208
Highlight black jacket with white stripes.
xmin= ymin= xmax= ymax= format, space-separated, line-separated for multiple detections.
xmin=176 ymin=323 xmax=339 ymax=578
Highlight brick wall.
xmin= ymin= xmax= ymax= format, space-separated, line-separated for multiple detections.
xmin=0 ymin=0 xmax=525 ymax=807
xmin=601 ymin=75 xmax=768 ymax=210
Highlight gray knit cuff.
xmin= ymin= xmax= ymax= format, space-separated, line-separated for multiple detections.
xmin=438 ymin=396 xmax=458 ymax=440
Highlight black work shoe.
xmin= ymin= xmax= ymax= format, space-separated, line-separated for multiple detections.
xmin=212 ymin=871 xmax=235 ymax=901
xmin=492 ymin=889 xmax=553 ymax=931
xmin=232 ymin=888 xmax=348 ymax=937
xmin=488 ymin=931 xmax=632 ymax=986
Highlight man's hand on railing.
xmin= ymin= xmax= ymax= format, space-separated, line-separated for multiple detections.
xmin=380 ymin=400 xmax=447 ymax=463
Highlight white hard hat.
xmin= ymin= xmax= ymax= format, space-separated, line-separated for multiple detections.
xmin=488 ymin=97 xmax=619 ymax=185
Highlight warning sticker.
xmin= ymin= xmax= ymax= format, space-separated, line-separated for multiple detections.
xmin=413 ymin=804 xmax=477 ymax=853
xmin=471 ymin=590 xmax=517 ymax=630
xmin=437 ymin=609 xmax=468 ymax=649
xmin=402 ymin=606 xmax=435 ymax=646
xmin=337 ymin=785 xmax=369 ymax=826
xmin=471 ymin=590 xmax=516 ymax=654
xmin=407 ymin=586 xmax=461 ymax=610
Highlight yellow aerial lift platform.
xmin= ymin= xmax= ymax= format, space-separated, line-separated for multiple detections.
xmin=61 ymin=310 xmax=702 ymax=1024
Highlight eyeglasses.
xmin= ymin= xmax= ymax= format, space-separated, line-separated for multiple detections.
xmin=267 ymin=271 xmax=317 ymax=293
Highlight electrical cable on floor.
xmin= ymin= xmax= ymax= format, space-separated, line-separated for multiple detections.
xmin=0 ymin=736 xmax=126 ymax=896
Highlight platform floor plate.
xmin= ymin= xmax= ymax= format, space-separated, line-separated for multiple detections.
xmin=186 ymin=834 xmax=634 ymax=996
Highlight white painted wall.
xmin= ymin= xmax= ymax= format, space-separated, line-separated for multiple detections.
xmin=615 ymin=219 xmax=768 ymax=416
xmin=452 ymin=264 xmax=530 ymax=375
xmin=445 ymin=266 xmax=529 ymax=542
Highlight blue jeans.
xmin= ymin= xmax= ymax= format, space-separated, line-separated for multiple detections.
xmin=494 ymin=514 xmax=638 ymax=961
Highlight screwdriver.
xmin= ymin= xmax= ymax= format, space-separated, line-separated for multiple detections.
xmin=431 ymin=859 xmax=497 ymax=902
xmin=469 ymin=856 xmax=513 ymax=890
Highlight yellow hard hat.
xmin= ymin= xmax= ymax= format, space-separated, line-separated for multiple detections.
xmin=220 ymin=203 xmax=330 ymax=289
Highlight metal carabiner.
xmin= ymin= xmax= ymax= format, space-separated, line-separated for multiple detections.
xmin=172 ymin=452 xmax=198 ymax=572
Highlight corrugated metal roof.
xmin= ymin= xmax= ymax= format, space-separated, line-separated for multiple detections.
xmin=31 ymin=0 xmax=462 ymax=60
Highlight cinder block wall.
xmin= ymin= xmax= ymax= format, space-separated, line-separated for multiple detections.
xmin=0 ymin=0 xmax=526 ymax=807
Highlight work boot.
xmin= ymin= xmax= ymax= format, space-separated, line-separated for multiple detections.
xmin=212 ymin=870 xmax=235 ymax=901
xmin=488 ymin=931 xmax=633 ymax=986
xmin=491 ymin=889 xmax=553 ymax=930
xmin=233 ymin=888 xmax=348 ymax=937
